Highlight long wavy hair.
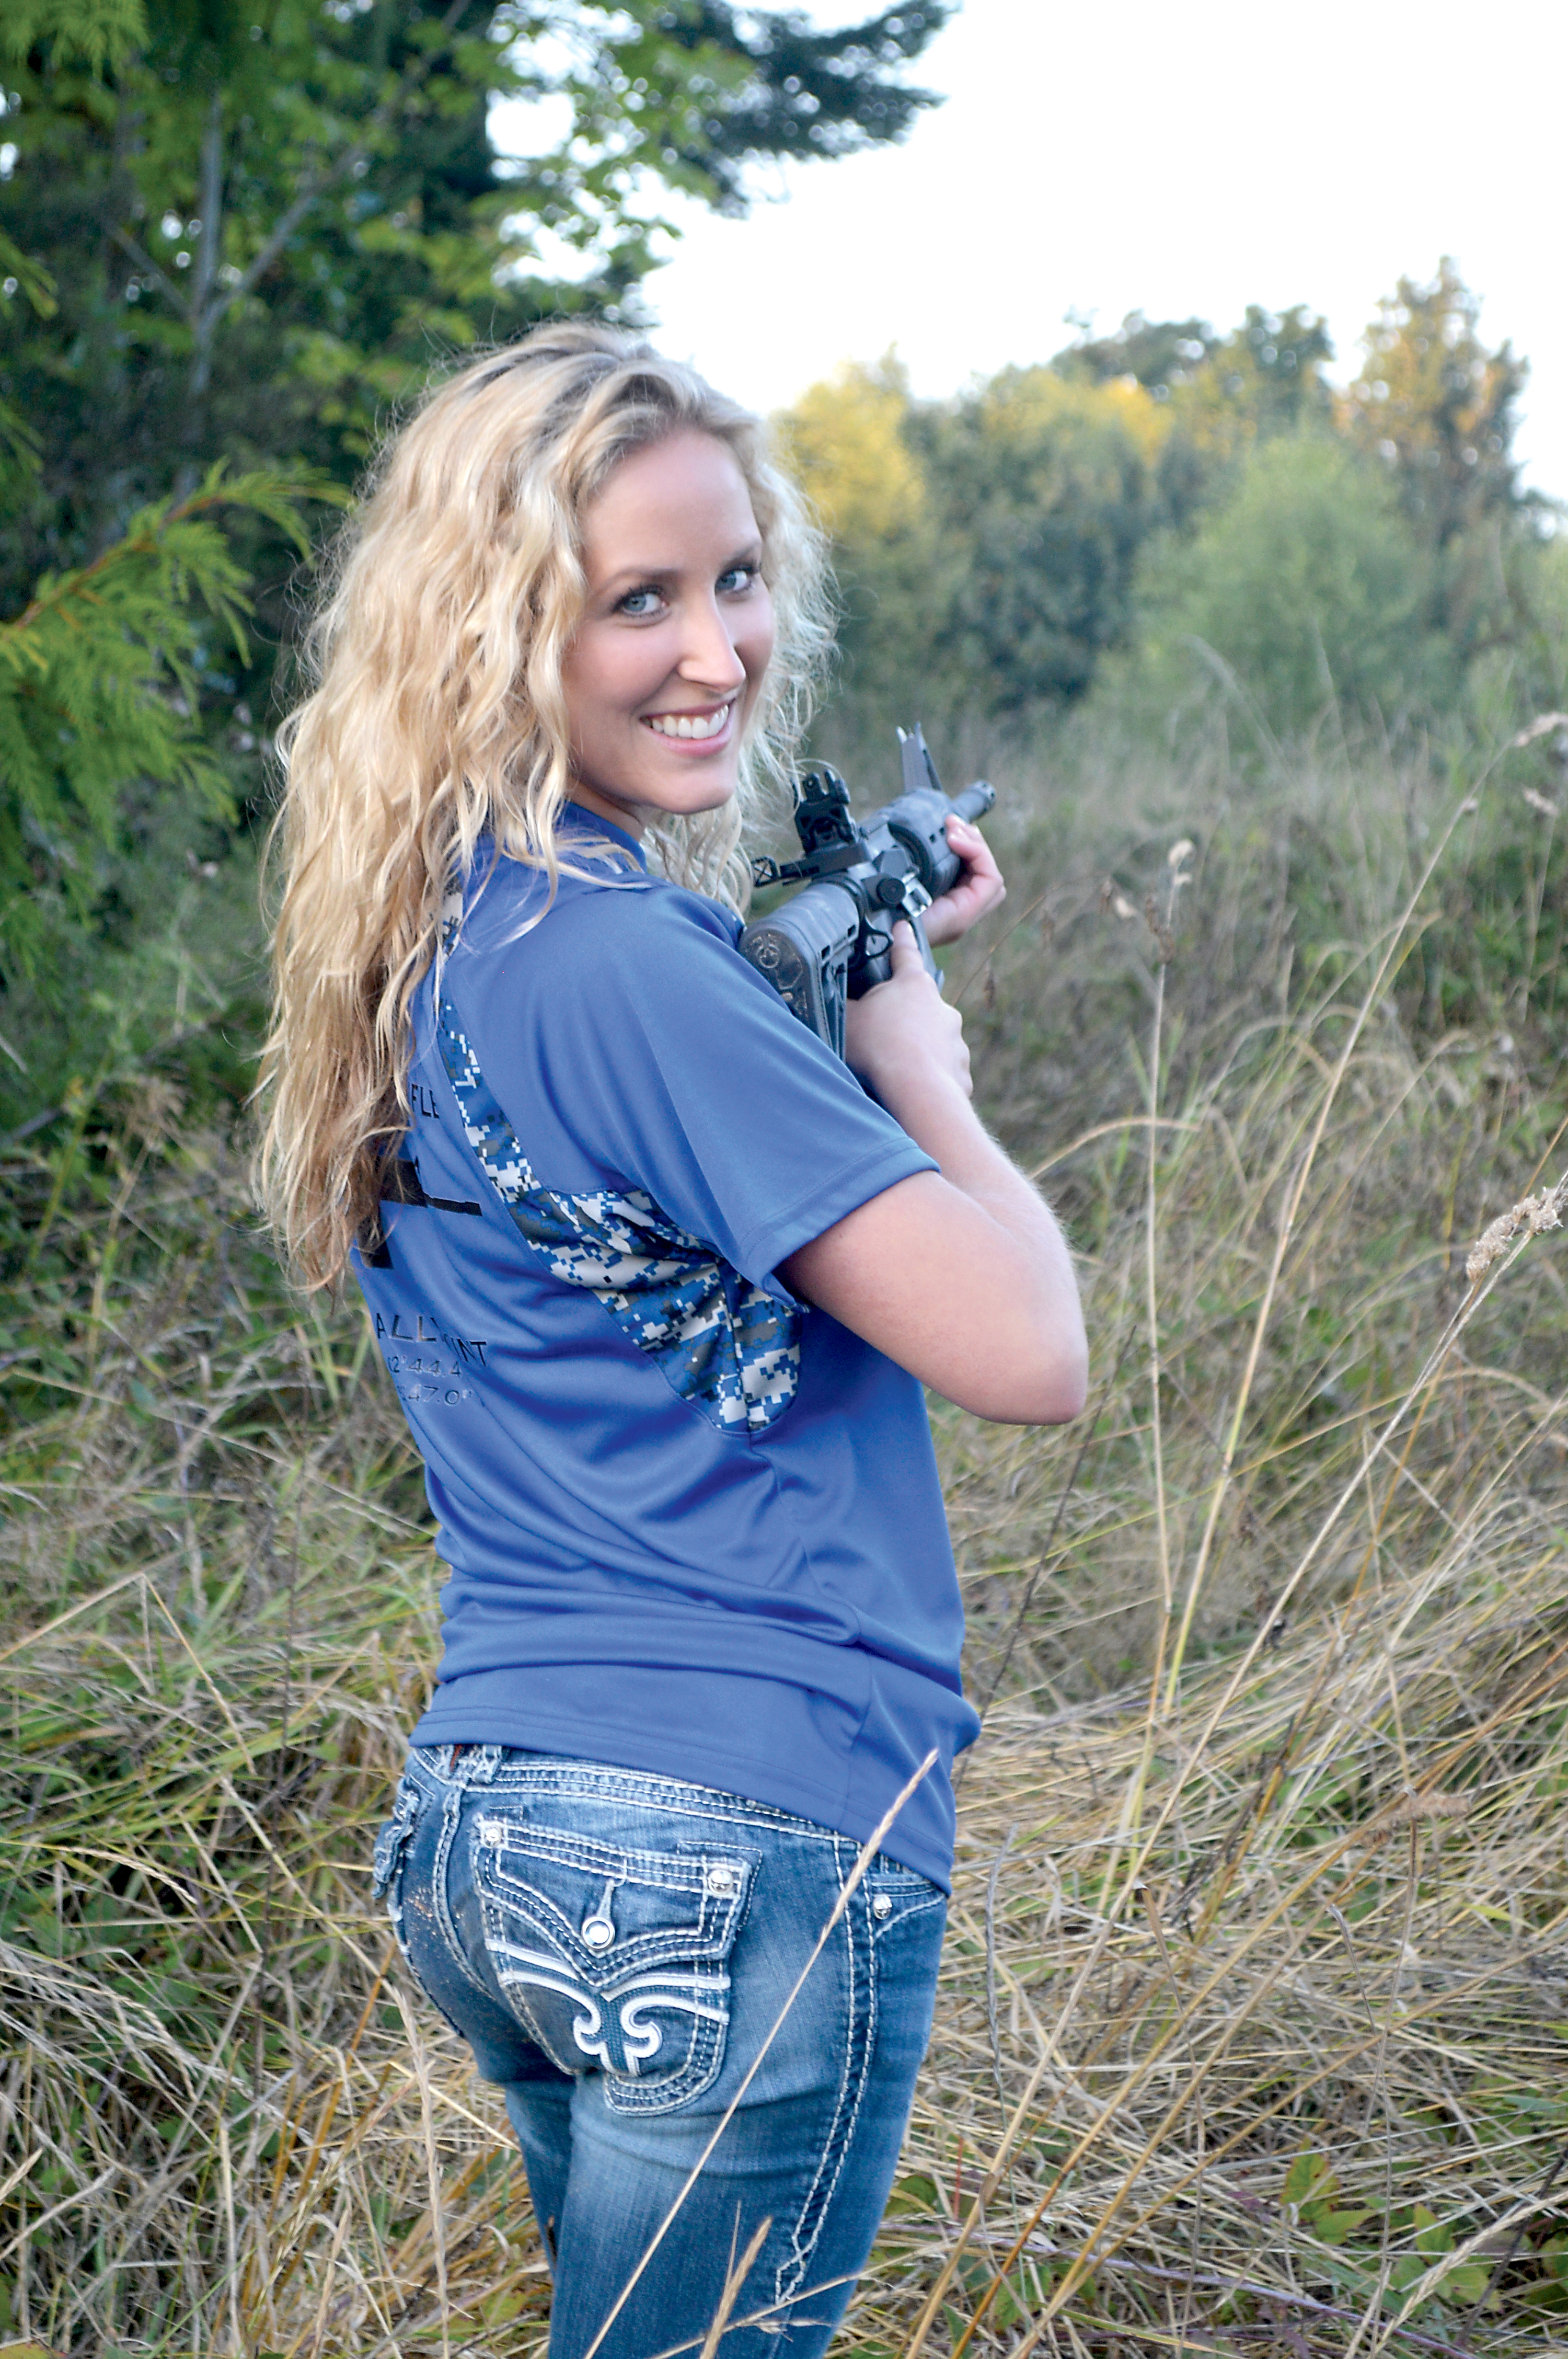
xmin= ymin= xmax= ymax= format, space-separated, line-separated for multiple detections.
xmin=258 ymin=323 xmax=833 ymax=1293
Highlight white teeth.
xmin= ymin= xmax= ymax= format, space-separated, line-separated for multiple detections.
xmin=648 ymin=703 xmax=731 ymax=741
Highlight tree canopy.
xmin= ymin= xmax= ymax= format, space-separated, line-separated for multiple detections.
xmin=0 ymin=0 xmax=948 ymax=1115
xmin=1 ymin=0 xmax=948 ymax=569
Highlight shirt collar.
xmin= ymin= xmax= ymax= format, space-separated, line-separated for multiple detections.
xmin=561 ymin=799 xmax=647 ymax=869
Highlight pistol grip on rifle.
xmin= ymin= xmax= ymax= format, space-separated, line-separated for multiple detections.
xmin=854 ymin=909 xmax=940 ymax=996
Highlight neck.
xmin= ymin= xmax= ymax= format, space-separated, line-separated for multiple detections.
xmin=569 ymin=785 xmax=648 ymax=841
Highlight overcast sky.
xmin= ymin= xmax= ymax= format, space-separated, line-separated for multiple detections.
xmin=623 ymin=0 xmax=1567 ymax=498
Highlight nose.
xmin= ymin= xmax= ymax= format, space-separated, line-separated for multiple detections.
xmin=675 ymin=590 xmax=747 ymax=693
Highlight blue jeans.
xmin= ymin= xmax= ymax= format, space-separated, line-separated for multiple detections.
xmin=375 ymin=1744 xmax=947 ymax=2359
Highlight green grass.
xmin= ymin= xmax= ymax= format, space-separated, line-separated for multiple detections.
xmin=4 ymin=722 xmax=1568 ymax=2354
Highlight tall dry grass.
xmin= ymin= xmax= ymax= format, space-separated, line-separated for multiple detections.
xmin=4 ymin=729 xmax=1568 ymax=2355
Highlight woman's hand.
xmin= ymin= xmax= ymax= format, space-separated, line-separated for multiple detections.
xmin=844 ymin=923 xmax=972 ymax=1108
xmin=921 ymin=815 xmax=1005 ymax=946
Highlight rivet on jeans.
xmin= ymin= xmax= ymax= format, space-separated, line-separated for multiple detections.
xmin=582 ymin=1874 xmax=618 ymax=1950
xmin=872 ymin=1893 xmax=893 ymax=1920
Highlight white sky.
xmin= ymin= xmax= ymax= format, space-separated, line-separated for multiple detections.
xmin=620 ymin=0 xmax=1568 ymax=499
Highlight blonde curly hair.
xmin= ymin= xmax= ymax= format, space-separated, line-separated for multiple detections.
xmin=258 ymin=323 xmax=833 ymax=1292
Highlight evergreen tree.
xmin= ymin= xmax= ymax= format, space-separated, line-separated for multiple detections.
xmin=0 ymin=0 xmax=946 ymax=1106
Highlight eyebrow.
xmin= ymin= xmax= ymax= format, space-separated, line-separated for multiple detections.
xmin=596 ymin=543 xmax=763 ymax=590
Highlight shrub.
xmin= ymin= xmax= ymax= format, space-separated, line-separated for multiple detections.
xmin=1115 ymin=436 xmax=1451 ymax=750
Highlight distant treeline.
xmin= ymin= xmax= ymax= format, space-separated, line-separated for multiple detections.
xmin=779 ymin=268 xmax=1566 ymax=752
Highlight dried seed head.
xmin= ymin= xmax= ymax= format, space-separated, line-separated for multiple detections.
xmin=1527 ymin=1182 xmax=1568 ymax=1236
xmin=1386 ymin=1792 xmax=1473 ymax=1827
xmin=1523 ymin=787 xmax=1560 ymax=819
xmin=1466 ymin=1212 xmax=1517 ymax=1285
xmin=1167 ymin=837 xmax=1196 ymax=873
xmin=1466 ymin=1176 xmax=1568 ymax=1284
xmin=122 ymin=1076 xmax=187 ymax=1150
xmin=1510 ymin=711 xmax=1568 ymax=751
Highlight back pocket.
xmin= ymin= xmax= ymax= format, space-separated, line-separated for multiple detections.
xmin=472 ymin=1813 xmax=755 ymax=2115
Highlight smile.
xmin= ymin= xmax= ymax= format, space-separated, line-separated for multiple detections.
xmin=644 ymin=702 xmax=734 ymax=742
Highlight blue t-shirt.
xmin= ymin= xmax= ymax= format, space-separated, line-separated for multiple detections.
xmin=351 ymin=805 xmax=980 ymax=1886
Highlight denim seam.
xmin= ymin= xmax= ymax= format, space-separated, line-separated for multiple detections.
xmin=871 ymin=1892 xmax=946 ymax=1940
xmin=477 ymin=1851 xmax=745 ymax=1970
xmin=475 ymin=1818 xmax=740 ymax=1896
xmin=381 ymin=1794 xmax=478 ymax=2043
xmin=407 ymin=1754 xmax=953 ymax=1890
xmin=471 ymin=1811 xmax=755 ymax=2118
xmin=776 ymin=1839 xmax=878 ymax=2308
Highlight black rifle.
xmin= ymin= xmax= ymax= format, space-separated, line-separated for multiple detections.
xmin=740 ymin=724 xmax=995 ymax=1057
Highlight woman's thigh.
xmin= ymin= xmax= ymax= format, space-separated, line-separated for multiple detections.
xmin=378 ymin=1746 xmax=946 ymax=2359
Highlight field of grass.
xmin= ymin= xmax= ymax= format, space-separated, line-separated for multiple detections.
xmin=4 ymin=721 xmax=1568 ymax=2356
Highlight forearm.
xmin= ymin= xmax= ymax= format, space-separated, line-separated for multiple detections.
xmin=884 ymin=1068 xmax=1081 ymax=1319
xmin=817 ymin=920 xmax=1088 ymax=1422
xmin=882 ymin=1065 xmax=1057 ymax=1239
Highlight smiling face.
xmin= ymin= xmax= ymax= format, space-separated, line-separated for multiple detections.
xmin=560 ymin=429 xmax=776 ymax=839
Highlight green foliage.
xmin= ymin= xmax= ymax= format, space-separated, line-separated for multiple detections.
xmin=1 ymin=0 xmax=146 ymax=72
xmin=1063 ymin=300 xmax=1336 ymax=463
xmin=0 ymin=0 xmax=948 ymax=582
xmin=787 ymin=363 xmax=1177 ymax=724
xmin=788 ymin=266 xmax=1549 ymax=762
xmin=1336 ymin=257 xmax=1540 ymax=709
xmin=0 ymin=0 xmax=946 ymax=1116
xmin=0 ymin=465 xmax=328 ymax=978
xmin=911 ymin=368 xmax=1172 ymax=709
xmin=1121 ymin=436 xmax=1447 ymax=747
xmin=1055 ymin=305 xmax=1219 ymax=395
xmin=1345 ymin=261 xmax=1527 ymax=567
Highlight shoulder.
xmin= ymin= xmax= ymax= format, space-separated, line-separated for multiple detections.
xmin=459 ymin=855 xmax=737 ymax=957
xmin=444 ymin=863 xmax=752 ymax=1042
xmin=555 ymin=872 xmax=740 ymax=951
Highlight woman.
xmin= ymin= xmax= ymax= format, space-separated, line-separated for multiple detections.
xmin=261 ymin=322 xmax=1086 ymax=2358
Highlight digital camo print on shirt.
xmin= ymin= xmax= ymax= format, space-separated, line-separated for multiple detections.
xmin=433 ymin=963 xmax=801 ymax=1437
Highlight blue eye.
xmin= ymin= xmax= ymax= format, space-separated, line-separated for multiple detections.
xmin=617 ymin=586 xmax=663 ymax=617
xmin=718 ymin=564 xmax=759 ymax=596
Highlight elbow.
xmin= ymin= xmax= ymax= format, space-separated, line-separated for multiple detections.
xmin=1009 ymin=1291 xmax=1088 ymax=1426
xmin=947 ymin=1314 xmax=1089 ymax=1427
xmin=1039 ymin=1354 xmax=1090 ymax=1424
xmin=1023 ymin=1355 xmax=1089 ymax=1426
xmin=994 ymin=1348 xmax=1088 ymax=1427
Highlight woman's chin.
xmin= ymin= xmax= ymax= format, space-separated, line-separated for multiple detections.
xmin=571 ymin=771 xmax=737 ymax=835
xmin=641 ymin=765 xmax=739 ymax=822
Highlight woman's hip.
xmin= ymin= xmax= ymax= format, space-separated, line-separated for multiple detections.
xmin=374 ymin=1742 xmax=946 ymax=2350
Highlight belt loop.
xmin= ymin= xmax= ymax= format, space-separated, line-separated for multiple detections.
xmin=443 ymin=1740 xmax=502 ymax=1789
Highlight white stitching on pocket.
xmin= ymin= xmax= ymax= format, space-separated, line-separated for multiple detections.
xmin=472 ymin=1815 xmax=755 ymax=2115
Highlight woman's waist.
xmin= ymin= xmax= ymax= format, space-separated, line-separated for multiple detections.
xmin=432 ymin=1564 xmax=966 ymax=1698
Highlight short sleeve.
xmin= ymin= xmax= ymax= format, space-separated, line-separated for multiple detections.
xmin=463 ymin=881 xmax=937 ymax=1290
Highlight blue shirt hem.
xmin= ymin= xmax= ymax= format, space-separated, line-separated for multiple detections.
xmin=408 ymin=1691 xmax=959 ymax=1891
